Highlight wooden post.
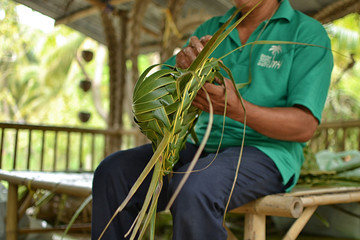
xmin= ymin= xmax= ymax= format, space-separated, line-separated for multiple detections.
xmin=244 ymin=213 xmax=266 ymax=240
xmin=101 ymin=9 xmax=129 ymax=155
xmin=6 ymin=183 xmax=18 ymax=240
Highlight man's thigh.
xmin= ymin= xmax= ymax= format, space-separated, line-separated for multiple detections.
xmin=169 ymin=146 xmax=285 ymax=210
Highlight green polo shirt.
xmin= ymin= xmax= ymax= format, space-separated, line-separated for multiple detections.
xmin=165 ymin=0 xmax=333 ymax=191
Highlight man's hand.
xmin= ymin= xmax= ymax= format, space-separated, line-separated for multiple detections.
xmin=192 ymin=77 xmax=244 ymax=121
xmin=193 ymin=78 xmax=319 ymax=143
xmin=176 ymin=35 xmax=212 ymax=69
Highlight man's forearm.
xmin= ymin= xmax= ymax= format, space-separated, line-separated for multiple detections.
xmin=231 ymin=100 xmax=319 ymax=142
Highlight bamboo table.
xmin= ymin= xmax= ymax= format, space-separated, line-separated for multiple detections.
xmin=0 ymin=169 xmax=92 ymax=240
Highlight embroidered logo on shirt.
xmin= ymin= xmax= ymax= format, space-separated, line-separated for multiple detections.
xmin=257 ymin=45 xmax=282 ymax=70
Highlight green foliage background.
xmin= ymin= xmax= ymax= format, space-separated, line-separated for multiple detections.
xmin=323 ymin=13 xmax=360 ymax=121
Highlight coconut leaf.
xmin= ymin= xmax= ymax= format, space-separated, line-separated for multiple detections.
xmin=98 ymin=2 xmax=261 ymax=239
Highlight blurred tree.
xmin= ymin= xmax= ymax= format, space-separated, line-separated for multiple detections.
xmin=323 ymin=13 xmax=360 ymax=122
xmin=0 ymin=0 xmax=86 ymax=123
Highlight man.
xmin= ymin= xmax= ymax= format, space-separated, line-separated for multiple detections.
xmin=91 ymin=0 xmax=333 ymax=239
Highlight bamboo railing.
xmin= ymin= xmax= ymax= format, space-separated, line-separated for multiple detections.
xmin=308 ymin=120 xmax=360 ymax=153
xmin=0 ymin=121 xmax=360 ymax=240
xmin=0 ymin=120 xmax=359 ymax=173
xmin=0 ymin=123 xmax=141 ymax=172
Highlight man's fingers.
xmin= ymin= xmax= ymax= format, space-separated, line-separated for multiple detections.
xmin=200 ymin=35 xmax=212 ymax=45
xmin=192 ymin=93 xmax=209 ymax=112
xmin=213 ymin=77 xmax=224 ymax=86
xmin=186 ymin=46 xmax=198 ymax=59
xmin=189 ymin=36 xmax=204 ymax=53
xmin=176 ymin=46 xmax=198 ymax=68
xmin=175 ymin=35 xmax=213 ymax=69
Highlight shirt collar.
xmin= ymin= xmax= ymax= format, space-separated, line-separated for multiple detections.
xmin=219 ymin=6 xmax=240 ymax=25
xmin=272 ymin=0 xmax=295 ymax=22
xmin=219 ymin=0 xmax=295 ymax=25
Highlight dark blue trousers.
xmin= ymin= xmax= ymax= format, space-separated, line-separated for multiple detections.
xmin=91 ymin=143 xmax=286 ymax=240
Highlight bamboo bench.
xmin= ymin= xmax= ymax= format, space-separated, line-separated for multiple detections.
xmin=230 ymin=186 xmax=360 ymax=240
xmin=0 ymin=170 xmax=93 ymax=240
xmin=1 ymin=169 xmax=360 ymax=240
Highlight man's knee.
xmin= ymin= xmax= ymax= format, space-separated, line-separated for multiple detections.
xmin=94 ymin=151 xmax=123 ymax=182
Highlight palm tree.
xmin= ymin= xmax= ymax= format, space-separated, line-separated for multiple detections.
xmin=269 ymin=45 xmax=282 ymax=57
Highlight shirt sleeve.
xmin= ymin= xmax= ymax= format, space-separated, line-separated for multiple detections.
xmin=287 ymin=21 xmax=334 ymax=123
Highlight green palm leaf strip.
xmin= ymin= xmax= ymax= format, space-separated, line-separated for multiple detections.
xmin=98 ymin=1 xmax=262 ymax=239
xmin=63 ymin=194 xmax=92 ymax=238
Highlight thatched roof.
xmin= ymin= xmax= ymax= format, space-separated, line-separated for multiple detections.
xmin=13 ymin=0 xmax=360 ymax=53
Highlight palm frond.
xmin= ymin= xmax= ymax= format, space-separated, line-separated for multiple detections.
xmin=98 ymin=2 xmax=266 ymax=239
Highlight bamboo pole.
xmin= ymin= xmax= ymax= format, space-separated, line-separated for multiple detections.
xmin=13 ymin=129 xmax=18 ymax=169
xmin=230 ymin=195 xmax=303 ymax=218
xmin=286 ymin=186 xmax=360 ymax=197
xmin=244 ymin=213 xmax=266 ymax=240
xmin=0 ymin=122 xmax=139 ymax=135
xmin=53 ymin=131 xmax=58 ymax=171
xmin=225 ymin=225 xmax=238 ymax=240
xmin=18 ymin=191 xmax=34 ymax=219
xmin=27 ymin=129 xmax=32 ymax=170
xmin=79 ymin=132 xmax=84 ymax=170
xmin=283 ymin=206 xmax=318 ymax=240
xmin=0 ymin=172 xmax=92 ymax=198
xmin=0 ymin=128 xmax=4 ymax=168
xmin=91 ymin=133 xmax=96 ymax=170
xmin=342 ymin=128 xmax=347 ymax=151
xmin=318 ymin=120 xmax=360 ymax=129
xmin=66 ymin=132 xmax=71 ymax=171
xmin=40 ymin=130 xmax=46 ymax=170
xmin=300 ymin=191 xmax=360 ymax=207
